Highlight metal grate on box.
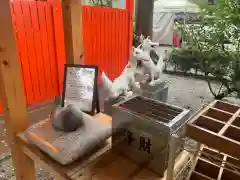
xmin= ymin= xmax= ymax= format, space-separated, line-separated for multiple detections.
xmin=119 ymin=96 xmax=182 ymax=124
xmin=113 ymin=96 xmax=190 ymax=133
xmin=111 ymin=95 xmax=190 ymax=176
xmin=186 ymin=100 xmax=240 ymax=159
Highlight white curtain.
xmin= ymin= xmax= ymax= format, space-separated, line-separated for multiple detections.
xmin=152 ymin=12 xmax=174 ymax=45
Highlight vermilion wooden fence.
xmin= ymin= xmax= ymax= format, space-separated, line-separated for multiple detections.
xmin=2 ymin=0 xmax=133 ymax=112
xmin=82 ymin=6 xmax=131 ymax=83
xmin=10 ymin=0 xmax=62 ymax=106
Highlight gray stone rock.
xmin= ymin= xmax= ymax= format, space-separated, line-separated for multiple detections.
xmin=51 ymin=104 xmax=84 ymax=132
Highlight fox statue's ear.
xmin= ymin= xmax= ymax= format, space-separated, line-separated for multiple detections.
xmin=139 ymin=34 xmax=145 ymax=43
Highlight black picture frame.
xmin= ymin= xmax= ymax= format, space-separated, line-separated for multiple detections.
xmin=61 ymin=64 xmax=100 ymax=116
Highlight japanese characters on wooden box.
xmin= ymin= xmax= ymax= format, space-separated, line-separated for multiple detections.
xmin=111 ymin=96 xmax=190 ymax=177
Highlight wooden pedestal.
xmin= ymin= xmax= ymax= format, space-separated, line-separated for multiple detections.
xmin=140 ymin=81 xmax=168 ymax=102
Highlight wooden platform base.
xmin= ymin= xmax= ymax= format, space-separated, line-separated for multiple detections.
xmin=17 ymin=131 xmax=191 ymax=180
xmin=15 ymin=113 xmax=191 ymax=180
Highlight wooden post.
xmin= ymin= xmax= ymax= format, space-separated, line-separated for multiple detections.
xmin=0 ymin=0 xmax=36 ymax=179
xmin=186 ymin=142 xmax=202 ymax=180
xmin=126 ymin=0 xmax=134 ymax=57
xmin=135 ymin=0 xmax=154 ymax=38
xmin=62 ymin=0 xmax=84 ymax=64
xmin=166 ymin=134 xmax=178 ymax=180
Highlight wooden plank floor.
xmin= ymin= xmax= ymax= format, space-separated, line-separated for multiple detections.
xmin=71 ymin=150 xmax=191 ymax=180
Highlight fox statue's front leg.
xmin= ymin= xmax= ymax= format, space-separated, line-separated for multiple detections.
xmin=129 ymin=75 xmax=141 ymax=94
xmin=149 ymin=71 xmax=156 ymax=86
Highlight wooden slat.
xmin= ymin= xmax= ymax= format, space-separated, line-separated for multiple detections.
xmin=191 ymin=171 xmax=215 ymax=180
xmin=132 ymin=168 xmax=158 ymax=180
xmin=118 ymin=11 xmax=123 ymax=74
xmin=124 ymin=11 xmax=129 ymax=69
xmin=38 ymin=1 xmax=53 ymax=100
xmin=188 ymin=146 xmax=240 ymax=180
xmin=92 ymin=156 xmax=138 ymax=180
xmin=62 ymin=0 xmax=83 ymax=64
xmin=82 ymin=6 xmax=88 ymax=64
xmin=49 ymin=0 xmax=66 ymax=94
xmin=11 ymin=0 xmax=34 ymax=104
xmin=105 ymin=8 xmax=110 ymax=77
xmin=133 ymin=150 xmax=191 ymax=180
xmin=186 ymin=100 xmax=240 ymax=159
xmin=0 ymin=0 xmax=36 ymax=179
xmin=9 ymin=2 xmax=25 ymax=106
xmin=112 ymin=10 xmax=117 ymax=79
xmin=210 ymin=107 xmax=234 ymax=116
xmin=21 ymin=1 xmax=42 ymax=103
xmin=99 ymin=9 xmax=104 ymax=83
xmin=29 ymin=1 xmax=48 ymax=101
xmin=187 ymin=101 xmax=217 ymax=125
xmin=45 ymin=2 xmax=59 ymax=97
xmin=215 ymin=100 xmax=240 ymax=113
xmin=217 ymin=155 xmax=227 ymax=180
xmin=187 ymin=122 xmax=240 ymax=159
xmin=126 ymin=0 xmax=134 ymax=57
xmin=218 ymin=108 xmax=240 ymax=135
xmin=201 ymin=115 xmax=226 ymax=125
xmin=82 ymin=6 xmax=130 ymax=82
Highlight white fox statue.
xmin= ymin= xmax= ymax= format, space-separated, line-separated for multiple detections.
xmin=101 ymin=62 xmax=140 ymax=100
xmin=102 ymin=35 xmax=163 ymax=100
xmin=133 ymin=47 xmax=164 ymax=86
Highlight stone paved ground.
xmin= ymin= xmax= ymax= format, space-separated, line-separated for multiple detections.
xmin=0 ymin=73 xmax=218 ymax=179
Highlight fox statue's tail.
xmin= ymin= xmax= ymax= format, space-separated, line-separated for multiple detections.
xmin=101 ymin=72 xmax=112 ymax=92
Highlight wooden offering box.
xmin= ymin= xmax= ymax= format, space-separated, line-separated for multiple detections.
xmin=111 ymin=96 xmax=190 ymax=177
xmin=186 ymin=100 xmax=240 ymax=159
xmin=190 ymin=146 xmax=240 ymax=180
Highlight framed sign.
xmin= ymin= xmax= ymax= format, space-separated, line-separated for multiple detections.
xmin=61 ymin=64 xmax=100 ymax=116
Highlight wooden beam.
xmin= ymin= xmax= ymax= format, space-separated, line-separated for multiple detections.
xmin=135 ymin=0 xmax=154 ymax=38
xmin=126 ymin=0 xmax=134 ymax=57
xmin=62 ymin=0 xmax=84 ymax=64
xmin=0 ymin=0 xmax=36 ymax=179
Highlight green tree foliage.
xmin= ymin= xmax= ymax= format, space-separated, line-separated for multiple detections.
xmin=175 ymin=0 xmax=240 ymax=99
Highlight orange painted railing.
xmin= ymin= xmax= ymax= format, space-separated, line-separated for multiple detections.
xmin=10 ymin=0 xmax=61 ymax=106
xmin=82 ymin=6 xmax=131 ymax=83
xmin=2 ymin=0 xmax=133 ymax=112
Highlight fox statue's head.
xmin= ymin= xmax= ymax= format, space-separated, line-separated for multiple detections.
xmin=132 ymin=47 xmax=154 ymax=69
xmin=139 ymin=35 xmax=160 ymax=51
